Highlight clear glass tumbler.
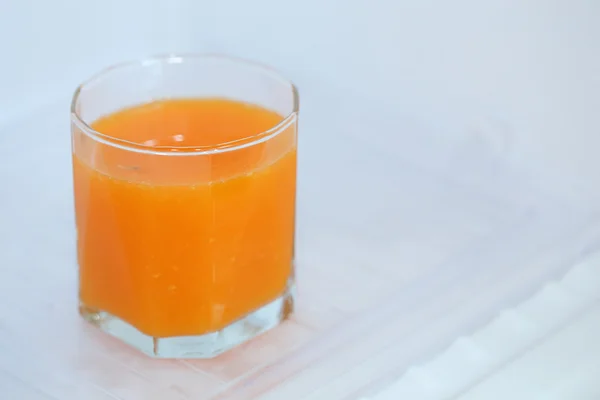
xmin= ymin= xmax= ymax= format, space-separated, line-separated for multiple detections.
xmin=71 ymin=54 xmax=298 ymax=358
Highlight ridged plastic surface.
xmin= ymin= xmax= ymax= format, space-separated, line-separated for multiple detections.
xmin=365 ymin=252 xmax=600 ymax=399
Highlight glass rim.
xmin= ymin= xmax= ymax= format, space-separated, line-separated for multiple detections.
xmin=70 ymin=53 xmax=299 ymax=156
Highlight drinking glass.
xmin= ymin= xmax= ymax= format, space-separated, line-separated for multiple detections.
xmin=71 ymin=54 xmax=298 ymax=358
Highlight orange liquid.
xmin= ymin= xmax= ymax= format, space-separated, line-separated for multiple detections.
xmin=73 ymin=99 xmax=296 ymax=337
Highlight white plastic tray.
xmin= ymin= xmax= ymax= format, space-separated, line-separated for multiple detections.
xmin=2 ymin=89 xmax=599 ymax=400
xmin=1 ymin=1 xmax=599 ymax=399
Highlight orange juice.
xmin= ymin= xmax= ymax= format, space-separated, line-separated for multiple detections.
xmin=73 ymin=99 xmax=296 ymax=338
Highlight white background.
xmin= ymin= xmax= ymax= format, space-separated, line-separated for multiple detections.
xmin=1 ymin=0 xmax=599 ymax=187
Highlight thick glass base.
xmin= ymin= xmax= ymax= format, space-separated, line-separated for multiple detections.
xmin=79 ymin=287 xmax=295 ymax=359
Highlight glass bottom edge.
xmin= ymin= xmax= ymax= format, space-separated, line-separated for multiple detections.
xmin=79 ymin=286 xmax=295 ymax=359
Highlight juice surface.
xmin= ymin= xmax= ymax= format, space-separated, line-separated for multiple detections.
xmin=73 ymin=99 xmax=296 ymax=337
